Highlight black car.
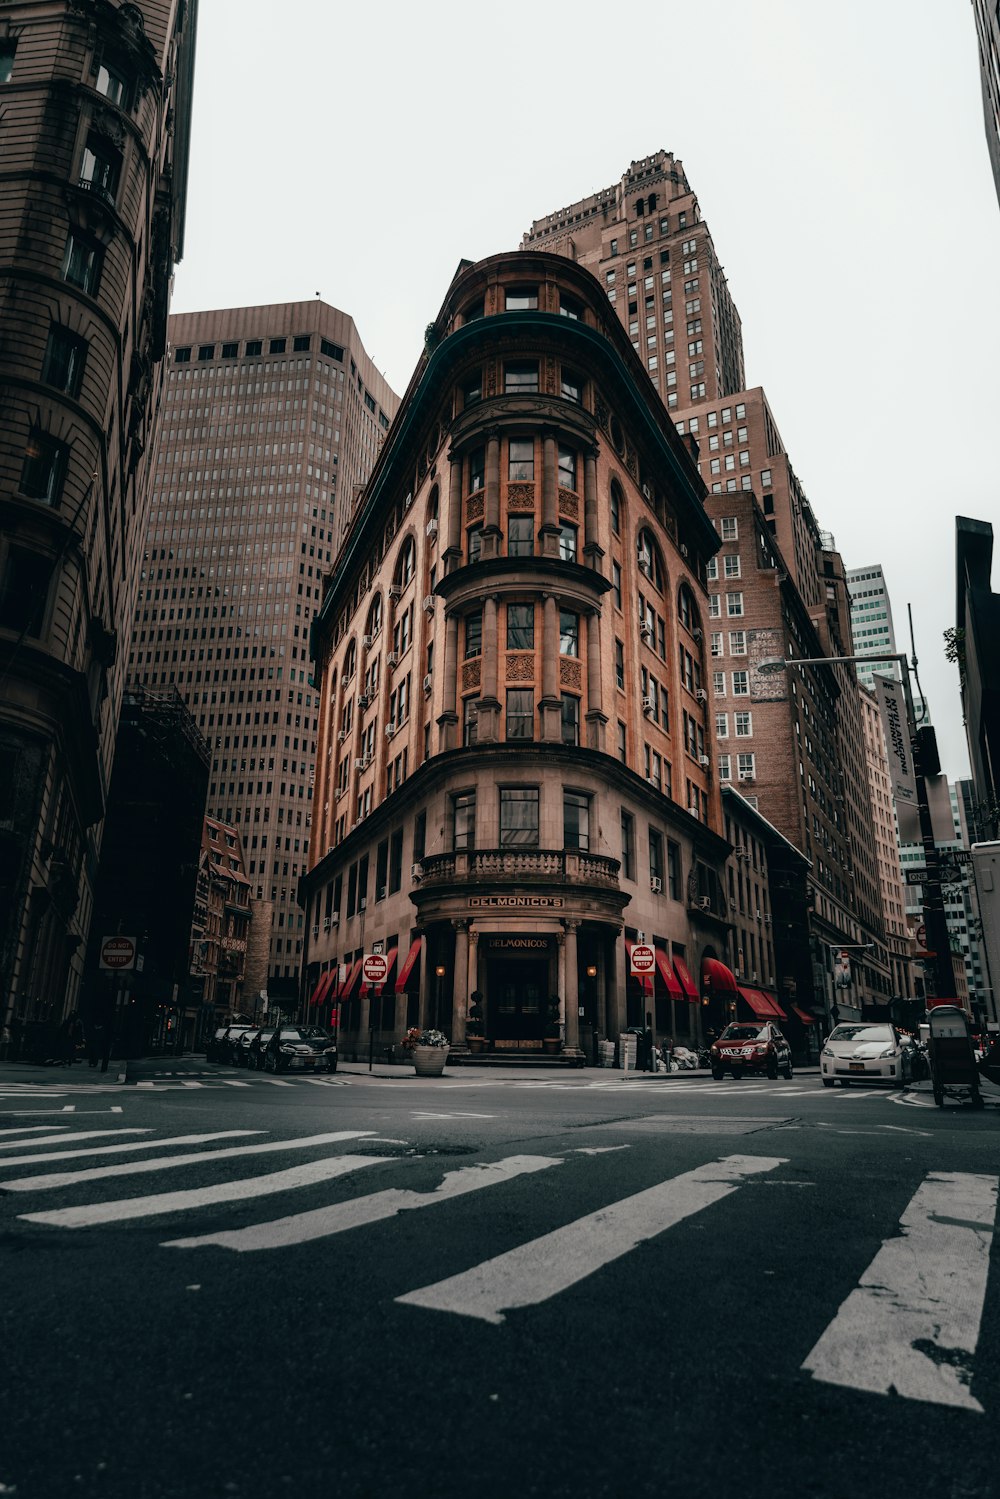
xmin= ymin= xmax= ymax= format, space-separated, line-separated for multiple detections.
xmin=205 ymin=1026 xmax=230 ymax=1062
xmin=216 ymin=1024 xmax=255 ymax=1066
xmin=246 ymin=1028 xmax=277 ymax=1071
xmin=233 ymin=1028 xmax=263 ymax=1067
xmin=263 ymin=1026 xmax=338 ymax=1073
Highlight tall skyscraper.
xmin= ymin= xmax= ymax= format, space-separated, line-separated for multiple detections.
xmin=0 ymin=0 xmax=198 ymax=1034
xmin=130 ymin=303 xmax=398 ymax=1000
xmin=846 ymin=563 xmax=900 ymax=688
xmin=524 ymin=154 xmax=894 ymax=1018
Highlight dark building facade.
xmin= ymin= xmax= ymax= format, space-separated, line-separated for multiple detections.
xmin=303 ymin=252 xmax=732 ymax=1061
xmin=0 ymin=0 xmax=198 ymax=1037
xmin=973 ymin=0 xmax=1000 ymax=210
xmin=956 ymin=516 xmax=1000 ymax=839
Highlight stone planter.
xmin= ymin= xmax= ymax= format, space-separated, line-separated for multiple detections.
xmin=467 ymin=1035 xmax=488 ymax=1054
xmin=542 ymin=1036 xmax=562 ymax=1055
xmin=412 ymin=1045 xmax=449 ymax=1077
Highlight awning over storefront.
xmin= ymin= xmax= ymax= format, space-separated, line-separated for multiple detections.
xmin=309 ymin=970 xmax=336 ymax=1007
xmin=338 ymin=957 xmax=363 ymax=1000
xmin=702 ymin=957 xmax=738 ymax=993
xmin=791 ymin=1004 xmax=815 ymax=1025
xmin=738 ymin=987 xmax=775 ymax=1018
xmin=672 ymin=955 xmax=699 ymax=1001
xmin=624 ymin=939 xmax=653 ymax=993
xmin=361 ymin=945 xmax=398 ymax=996
xmin=395 ymin=937 xmax=422 ymax=994
xmin=654 ymin=946 xmax=683 ymax=997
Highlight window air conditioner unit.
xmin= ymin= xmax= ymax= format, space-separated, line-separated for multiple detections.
xmin=311 ymin=925 xmax=319 ymax=938
xmin=739 ymin=772 xmax=756 ymax=783
xmin=423 ymin=674 xmax=432 ymax=694
xmin=698 ymin=896 xmax=711 ymax=910
xmin=763 ymin=914 xmax=771 ymax=926
xmin=362 ymin=634 xmax=373 ymax=648
xmin=323 ymin=917 xmax=332 ymax=930
xmin=337 ymin=729 xmax=347 ymax=742
xmin=642 ymin=695 xmax=656 ymax=714
xmin=330 ymin=913 xmax=339 ymax=926
xmin=692 ymin=627 xmax=703 ymax=643
xmin=354 ymin=758 xmax=366 ymax=771
xmin=357 ymin=692 xmax=370 ymax=709
xmin=378 ymin=886 xmax=387 ymax=901
xmin=385 ymin=721 xmax=397 ymax=738
xmin=426 ymin=519 xmax=438 ymax=539
xmin=359 ymin=896 xmax=367 ymax=909
xmin=680 ymin=543 xmax=690 ymax=558
xmin=639 ymin=622 xmax=654 ymax=640
xmin=422 ymin=594 xmax=435 ymax=614
xmin=695 ymin=688 xmax=708 ymax=704
xmin=387 ymin=651 xmax=399 ymax=667
xmin=389 ymin=583 xmax=403 ymax=599
xmin=411 ymin=862 xmax=423 ymax=881
xmin=698 ymin=755 xmax=711 ymax=768
xmin=730 ymin=899 xmax=737 ymax=910
xmin=650 ymin=877 xmax=663 ymax=894
xmin=403 ymin=493 xmax=412 ymax=509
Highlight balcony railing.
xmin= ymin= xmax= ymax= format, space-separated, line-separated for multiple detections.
xmin=420 ymin=848 xmax=620 ymax=889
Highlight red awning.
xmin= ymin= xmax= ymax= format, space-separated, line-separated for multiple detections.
xmin=739 ymin=987 xmax=774 ymax=1018
xmin=702 ymin=957 xmax=738 ymax=993
xmin=672 ymin=955 xmax=699 ymax=1000
xmin=309 ymin=970 xmax=336 ymax=1007
xmin=361 ymin=945 xmax=398 ymax=996
xmin=625 ymin=938 xmax=653 ymax=993
xmin=395 ymin=937 xmax=422 ymax=994
xmin=654 ymin=946 xmax=683 ymax=997
xmin=338 ymin=957 xmax=363 ymax=1000
xmin=760 ymin=991 xmax=788 ymax=1020
xmin=791 ymin=1004 xmax=815 ymax=1025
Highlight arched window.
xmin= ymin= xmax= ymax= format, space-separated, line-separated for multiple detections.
xmin=343 ymin=639 xmax=357 ymax=681
xmin=366 ymin=596 xmax=382 ymax=640
xmin=395 ymin=536 xmax=415 ymax=588
xmin=636 ymin=528 xmax=663 ymax=591
xmin=427 ymin=485 xmax=439 ymax=524
xmin=678 ymin=583 xmax=699 ymax=634
xmin=610 ymin=478 xmax=624 ymax=537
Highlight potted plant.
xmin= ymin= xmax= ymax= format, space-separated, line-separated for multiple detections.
xmin=543 ymin=996 xmax=562 ymax=1054
xmin=467 ymin=991 xmax=487 ymax=1053
xmin=401 ymin=1026 xmax=450 ymax=1076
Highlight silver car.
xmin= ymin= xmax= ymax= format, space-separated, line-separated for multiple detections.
xmin=821 ymin=1022 xmax=912 ymax=1087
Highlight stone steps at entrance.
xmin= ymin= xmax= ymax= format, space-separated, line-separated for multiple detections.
xmin=450 ymin=1051 xmax=587 ymax=1069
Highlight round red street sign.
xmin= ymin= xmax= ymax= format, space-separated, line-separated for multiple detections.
xmin=363 ymin=953 xmax=388 ymax=985
xmin=100 ymin=935 xmax=136 ymax=970
xmin=630 ymin=943 xmax=655 ymax=975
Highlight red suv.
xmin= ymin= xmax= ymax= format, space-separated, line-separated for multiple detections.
xmin=710 ymin=1022 xmax=793 ymax=1080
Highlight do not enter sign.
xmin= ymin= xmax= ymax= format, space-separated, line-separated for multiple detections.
xmin=362 ymin=953 xmax=388 ymax=986
xmin=630 ymin=943 xmax=655 ymax=976
xmin=99 ymin=935 xmax=137 ymax=971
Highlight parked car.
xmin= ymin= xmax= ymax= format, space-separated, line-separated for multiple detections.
xmin=821 ymin=1022 xmax=912 ymax=1087
xmin=246 ymin=1028 xmax=277 ymax=1071
xmin=263 ymin=1026 xmax=338 ymax=1073
xmin=216 ymin=1024 xmax=255 ymax=1066
xmin=710 ymin=1022 xmax=793 ymax=1080
xmin=205 ymin=1026 xmax=230 ymax=1062
xmin=233 ymin=1028 xmax=262 ymax=1067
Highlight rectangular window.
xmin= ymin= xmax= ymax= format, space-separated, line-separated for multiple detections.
xmin=500 ymin=787 xmax=539 ymax=846
xmin=735 ymin=711 xmax=752 ymax=737
xmin=667 ymin=840 xmax=681 ymax=900
xmin=508 ymin=438 xmax=534 ymax=481
xmin=716 ymin=713 xmax=729 ymax=738
xmin=79 ymin=134 xmax=121 ymax=202
xmin=713 ymin=671 xmax=726 ymax=696
xmin=506 ymin=689 xmax=534 ymax=740
xmin=620 ymin=810 xmax=635 ymax=881
xmin=615 ymin=639 xmax=625 ymax=690
xmin=0 ymin=39 xmax=17 ymax=81
xmin=506 ymin=603 xmax=534 ymax=649
xmin=464 ymin=611 xmax=482 ymax=659
xmin=729 ymin=631 xmax=746 ymax=655
xmin=42 ymin=327 xmax=87 ymax=397
xmin=558 ymin=524 xmax=577 ymax=562
xmin=723 ymin=554 xmax=741 ymax=579
xmin=564 ymin=790 xmax=591 ymax=851
xmin=726 ymin=592 xmax=744 ymax=617
xmin=617 ymin=720 xmax=627 ymax=763
xmin=732 ymin=671 xmax=749 ymax=696
xmin=174 ymin=346 xmax=191 ymax=363
xmin=711 ymin=632 xmax=723 ymax=657
xmin=221 ymin=342 xmax=239 ymax=358
xmin=559 ymin=611 xmax=579 ymax=657
xmin=649 ymin=828 xmax=664 ymax=885
xmin=718 ymin=754 xmax=732 ymax=781
xmin=20 ymin=430 xmax=68 ymax=506
xmin=96 ymin=60 xmax=130 ymax=106
xmin=507 ymin=516 xmax=534 ymax=557
xmin=245 ymin=339 xmax=263 ymax=356
xmin=463 ymin=372 xmax=482 ymax=406
xmin=708 ymin=595 xmax=720 ymax=619
xmin=197 ymin=344 xmax=215 ymax=361
xmin=452 ymin=791 xmax=476 ymax=850
xmin=469 ymin=447 xmax=485 ymax=493
xmin=504 ymin=362 xmax=539 ymax=393
xmin=612 ymin=561 xmax=622 ymax=610
xmin=61 ymin=232 xmax=103 ymax=295
xmin=269 ymin=338 xmax=286 ymax=354
xmin=738 ymin=753 xmax=756 ymax=779
xmin=463 ymin=697 xmax=479 ymax=746
xmin=560 ymin=694 xmax=579 ymax=746
xmin=320 ymin=338 xmax=343 ymax=361
xmin=561 ymin=369 xmax=582 ymax=403
xmin=558 ymin=445 xmax=577 ymax=490
xmin=0 ymin=546 xmax=53 ymax=637
xmin=505 ymin=287 xmax=538 ymax=310
xmin=560 ymin=294 xmax=583 ymax=320
xmin=293 ymin=334 xmax=311 ymax=352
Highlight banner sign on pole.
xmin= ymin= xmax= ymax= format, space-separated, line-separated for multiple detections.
xmin=873 ymin=673 xmax=917 ymax=810
xmin=834 ymin=950 xmax=852 ymax=990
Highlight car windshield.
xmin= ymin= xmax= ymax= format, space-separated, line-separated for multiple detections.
xmin=829 ymin=1024 xmax=893 ymax=1043
xmin=720 ymin=1025 xmax=766 ymax=1041
xmin=302 ymin=1028 xmax=333 ymax=1041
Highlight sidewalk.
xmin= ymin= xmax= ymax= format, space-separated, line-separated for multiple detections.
xmin=0 ymin=1058 xmax=129 ymax=1087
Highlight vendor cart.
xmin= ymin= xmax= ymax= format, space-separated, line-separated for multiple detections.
xmin=927 ymin=1004 xmax=984 ymax=1108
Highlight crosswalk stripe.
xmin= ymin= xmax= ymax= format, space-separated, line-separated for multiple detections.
xmin=397 ymin=1153 xmax=787 ymax=1324
xmin=1 ymin=1130 xmax=375 ymax=1193
xmin=0 ymin=1128 xmax=150 ymax=1152
xmin=0 ymin=1130 xmax=260 ymax=1170
xmin=802 ymin=1171 xmax=999 ymax=1411
xmin=0 ymin=1125 xmax=74 ymax=1137
xmin=20 ymin=1154 xmax=392 ymax=1229
xmin=256 ymin=1077 xmax=295 ymax=1087
xmin=162 ymin=1154 xmax=561 ymax=1253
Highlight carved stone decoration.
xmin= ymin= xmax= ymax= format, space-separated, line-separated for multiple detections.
xmin=506 ymin=482 xmax=535 ymax=510
xmin=91 ymin=109 xmax=126 ymax=148
xmin=557 ymin=489 xmax=580 ymax=522
xmin=545 ymin=355 xmax=557 ymax=395
xmin=467 ymin=493 xmax=485 ymax=522
xmin=594 ymin=393 xmax=610 ymax=434
xmin=624 ymin=442 xmax=639 ymax=479
xmin=505 ymin=653 xmax=535 ymax=682
xmin=485 ymin=362 xmax=498 ymax=398
xmin=560 ymin=660 xmax=583 ymax=691
xmin=461 ymin=660 xmax=482 ymax=691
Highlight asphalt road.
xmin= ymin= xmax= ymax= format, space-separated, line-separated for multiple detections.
xmin=1 ymin=1059 xmax=998 ymax=1499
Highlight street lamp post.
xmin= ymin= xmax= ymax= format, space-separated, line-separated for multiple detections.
xmin=764 ymin=651 xmax=957 ymax=1006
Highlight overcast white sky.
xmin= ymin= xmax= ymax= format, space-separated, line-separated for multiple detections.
xmin=172 ymin=0 xmax=1000 ymax=779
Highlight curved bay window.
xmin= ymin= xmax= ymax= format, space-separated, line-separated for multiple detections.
xmin=508 ymin=438 xmax=534 ymax=481
xmin=558 ymin=523 xmax=578 ymax=563
xmin=506 ymin=689 xmax=534 ymax=740
xmin=468 ymin=525 xmax=483 ymax=564
xmin=464 ymin=611 xmax=482 ymax=659
xmin=508 ymin=516 xmax=534 ymax=557
xmin=500 ymin=787 xmax=539 ymax=846
xmin=637 ymin=529 xmax=664 ymax=591
xmin=463 ymin=697 xmax=479 ymax=746
xmin=507 ymin=603 xmax=534 ymax=650
xmin=452 ymin=790 xmax=476 ymax=850
xmin=559 ymin=611 xmax=579 ymax=656
xmin=561 ymin=694 xmax=580 ymax=746
xmin=563 ymin=790 xmax=591 ymax=851
xmin=505 ymin=361 xmax=539 ymax=394
xmin=469 ymin=447 xmax=485 ymax=494
xmin=557 ymin=444 xmax=577 ymax=491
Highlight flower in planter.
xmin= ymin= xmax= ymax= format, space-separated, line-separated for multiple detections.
xmin=467 ymin=990 xmax=485 ymax=1037
xmin=401 ymin=1027 xmax=449 ymax=1050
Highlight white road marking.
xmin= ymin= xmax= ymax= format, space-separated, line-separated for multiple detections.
xmin=1 ymin=1130 xmax=374 ymax=1192
xmin=397 ymin=1153 xmax=787 ymax=1325
xmin=802 ymin=1171 xmax=999 ymax=1411
xmin=0 ymin=1128 xmax=150 ymax=1152
xmin=881 ymin=1124 xmax=932 ymax=1138
xmin=256 ymin=1077 xmax=295 ymax=1087
xmin=411 ymin=1111 xmax=496 ymax=1120
xmin=21 ymin=1154 xmax=391 ymax=1229
xmin=0 ymin=1130 xmax=260 ymax=1170
xmin=0 ymin=1125 xmax=73 ymax=1137
xmin=568 ymin=1147 xmax=631 ymax=1156
xmin=163 ymin=1154 xmax=560 ymax=1253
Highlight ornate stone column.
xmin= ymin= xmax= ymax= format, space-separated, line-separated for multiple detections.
xmin=437 ymin=613 xmax=459 ymax=751
xmin=540 ymin=429 xmax=559 ymax=557
xmin=451 ymin=919 xmax=469 ymax=1046
xmin=585 ymin=607 xmax=607 ymax=751
xmin=467 ymin=928 xmax=479 ymax=1025
xmin=445 ymin=448 xmax=464 ymax=573
xmin=477 ymin=594 xmax=500 ymax=742
xmin=539 ymin=592 xmax=562 ymax=742
xmin=563 ymin=918 xmax=581 ymax=1054
xmin=417 ymin=930 xmax=429 ymax=1031
xmin=482 ymin=428 xmax=502 ymax=559
xmin=606 ymin=933 xmax=624 ymax=1040
xmin=582 ymin=445 xmax=604 ymax=572
xmin=556 ymin=929 xmax=566 ymax=1023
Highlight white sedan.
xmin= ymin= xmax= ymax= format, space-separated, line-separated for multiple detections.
xmin=820 ymin=1023 xmax=912 ymax=1087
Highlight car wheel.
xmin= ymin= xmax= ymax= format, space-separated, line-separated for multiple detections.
xmin=782 ymin=1065 xmax=793 ymax=1080
xmin=839 ymin=1079 xmax=850 ymax=1087
xmin=822 ymin=1079 xmax=834 ymax=1088
xmin=327 ymin=1060 xmax=338 ymax=1073
xmin=731 ymin=1067 xmax=744 ymax=1080
xmin=766 ymin=1060 xmax=778 ymax=1080
xmin=711 ymin=1067 xmax=724 ymax=1080
xmin=265 ymin=1051 xmax=275 ymax=1072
